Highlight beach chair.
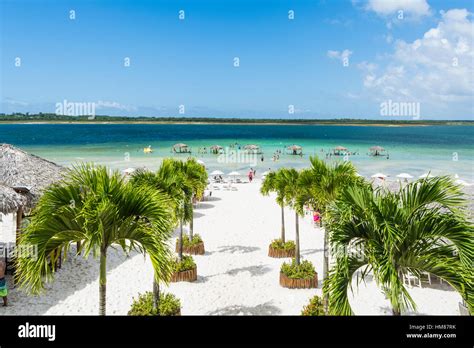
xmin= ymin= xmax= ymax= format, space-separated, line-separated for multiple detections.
xmin=402 ymin=271 xmax=421 ymax=288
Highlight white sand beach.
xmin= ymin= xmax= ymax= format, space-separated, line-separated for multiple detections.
xmin=0 ymin=179 xmax=462 ymax=315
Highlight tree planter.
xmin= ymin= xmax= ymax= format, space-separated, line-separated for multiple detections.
xmin=176 ymin=241 xmax=205 ymax=255
xmin=268 ymin=244 xmax=295 ymax=258
xmin=171 ymin=266 xmax=197 ymax=282
xmin=280 ymin=272 xmax=318 ymax=289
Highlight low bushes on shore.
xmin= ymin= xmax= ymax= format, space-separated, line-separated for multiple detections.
xmin=301 ymin=295 xmax=325 ymax=316
xmin=128 ymin=292 xmax=181 ymax=316
xmin=271 ymin=239 xmax=295 ymax=251
xmin=281 ymin=259 xmax=316 ymax=279
xmin=172 ymin=255 xmax=196 ymax=273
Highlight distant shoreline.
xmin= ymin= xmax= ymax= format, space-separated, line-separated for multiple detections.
xmin=0 ymin=116 xmax=472 ymax=127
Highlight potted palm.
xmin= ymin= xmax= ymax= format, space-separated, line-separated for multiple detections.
xmin=261 ymin=170 xmax=296 ymax=258
xmin=278 ymin=168 xmax=317 ymax=289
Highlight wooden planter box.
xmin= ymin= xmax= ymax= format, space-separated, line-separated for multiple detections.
xmin=176 ymin=241 xmax=205 ymax=255
xmin=280 ymin=272 xmax=318 ymax=289
xmin=268 ymin=244 xmax=296 ymax=258
xmin=170 ymin=266 xmax=197 ymax=283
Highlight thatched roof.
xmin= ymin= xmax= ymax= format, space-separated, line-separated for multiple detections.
xmin=0 ymin=144 xmax=65 ymax=207
xmin=210 ymin=145 xmax=223 ymax=150
xmin=334 ymin=146 xmax=347 ymax=151
xmin=287 ymin=145 xmax=302 ymax=150
xmin=370 ymin=146 xmax=385 ymax=151
xmin=173 ymin=143 xmax=188 ymax=148
xmin=0 ymin=184 xmax=27 ymax=214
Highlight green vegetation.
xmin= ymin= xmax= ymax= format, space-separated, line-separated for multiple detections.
xmin=180 ymin=234 xmax=203 ymax=247
xmin=281 ymin=259 xmax=316 ymax=280
xmin=128 ymin=292 xmax=181 ymax=316
xmin=131 ymin=158 xmax=208 ymax=261
xmin=1 ymin=113 xmax=472 ymax=125
xmin=270 ymin=239 xmax=295 ymax=251
xmin=16 ymin=164 xmax=175 ymax=316
xmin=301 ymin=295 xmax=325 ymax=316
xmin=324 ymin=176 xmax=474 ymax=315
xmin=172 ymin=255 xmax=196 ymax=273
xmin=261 ymin=170 xmax=289 ymax=243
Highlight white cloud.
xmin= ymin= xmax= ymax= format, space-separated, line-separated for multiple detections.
xmin=327 ymin=49 xmax=353 ymax=63
xmin=95 ymin=100 xmax=136 ymax=112
xmin=359 ymin=9 xmax=474 ymax=117
xmin=365 ymin=0 xmax=431 ymax=17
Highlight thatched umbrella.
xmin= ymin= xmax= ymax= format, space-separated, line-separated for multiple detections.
xmin=210 ymin=145 xmax=223 ymax=154
xmin=172 ymin=143 xmax=191 ymax=153
xmin=0 ymin=184 xmax=26 ymax=215
xmin=243 ymin=144 xmax=262 ymax=154
xmin=287 ymin=145 xmax=303 ymax=155
xmin=0 ymin=144 xmax=65 ymax=248
xmin=369 ymin=146 xmax=386 ymax=156
xmin=0 ymin=144 xmax=65 ymax=205
xmin=332 ymin=146 xmax=348 ymax=156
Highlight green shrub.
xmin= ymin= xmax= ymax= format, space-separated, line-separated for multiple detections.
xmin=180 ymin=234 xmax=203 ymax=247
xmin=270 ymin=239 xmax=295 ymax=251
xmin=301 ymin=295 xmax=325 ymax=316
xmin=281 ymin=259 xmax=316 ymax=279
xmin=128 ymin=292 xmax=181 ymax=316
xmin=172 ymin=255 xmax=196 ymax=273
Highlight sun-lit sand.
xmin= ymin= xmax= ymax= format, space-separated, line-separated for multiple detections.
xmin=0 ymin=179 xmax=462 ymax=315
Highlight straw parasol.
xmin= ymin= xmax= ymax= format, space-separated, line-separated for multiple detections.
xmin=419 ymin=173 xmax=434 ymax=179
xmin=0 ymin=144 xmax=65 ymax=207
xmin=196 ymin=159 xmax=205 ymax=166
xmin=228 ymin=171 xmax=241 ymax=176
xmin=172 ymin=143 xmax=191 ymax=153
xmin=369 ymin=146 xmax=386 ymax=156
xmin=210 ymin=145 xmax=223 ymax=154
xmin=243 ymin=144 xmax=262 ymax=154
xmin=0 ymin=184 xmax=27 ymax=215
xmin=287 ymin=145 xmax=303 ymax=155
xmin=0 ymin=144 xmax=64 ymax=246
xmin=210 ymin=170 xmax=224 ymax=176
xmin=332 ymin=146 xmax=348 ymax=155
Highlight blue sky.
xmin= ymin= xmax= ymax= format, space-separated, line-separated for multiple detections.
xmin=1 ymin=0 xmax=473 ymax=119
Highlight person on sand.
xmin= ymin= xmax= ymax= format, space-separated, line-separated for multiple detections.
xmin=0 ymin=261 xmax=7 ymax=306
xmin=248 ymin=170 xmax=253 ymax=183
xmin=313 ymin=210 xmax=321 ymax=227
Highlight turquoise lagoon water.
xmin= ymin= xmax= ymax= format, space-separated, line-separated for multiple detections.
xmin=1 ymin=124 xmax=472 ymax=182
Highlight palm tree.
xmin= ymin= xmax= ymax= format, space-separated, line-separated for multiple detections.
xmin=279 ymin=168 xmax=302 ymax=264
xmin=324 ymin=177 xmax=474 ymax=315
xmin=15 ymin=164 xmax=175 ymax=315
xmin=182 ymin=159 xmax=208 ymax=240
xmin=260 ymin=170 xmax=288 ymax=243
xmin=296 ymin=156 xmax=360 ymax=287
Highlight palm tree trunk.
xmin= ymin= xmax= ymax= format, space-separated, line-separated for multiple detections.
xmin=295 ymin=211 xmax=300 ymax=265
xmin=322 ymin=217 xmax=330 ymax=313
xmin=280 ymin=204 xmax=285 ymax=243
xmin=392 ymin=306 xmax=401 ymax=315
xmin=153 ymin=279 xmax=160 ymax=315
xmin=189 ymin=213 xmax=194 ymax=240
xmin=99 ymin=247 xmax=107 ymax=316
xmin=179 ymin=219 xmax=184 ymax=261
xmin=189 ymin=195 xmax=194 ymax=239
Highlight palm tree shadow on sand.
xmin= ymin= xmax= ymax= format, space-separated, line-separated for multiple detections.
xmin=207 ymin=301 xmax=282 ymax=315
xmin=217 ymin=245 xmax=260 ymax=254
xmin=3 ymin=246 xmax=136 ymax=315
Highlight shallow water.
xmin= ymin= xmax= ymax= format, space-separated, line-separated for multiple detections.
xmin=1 ymin=123 xmax=472 ymax=181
